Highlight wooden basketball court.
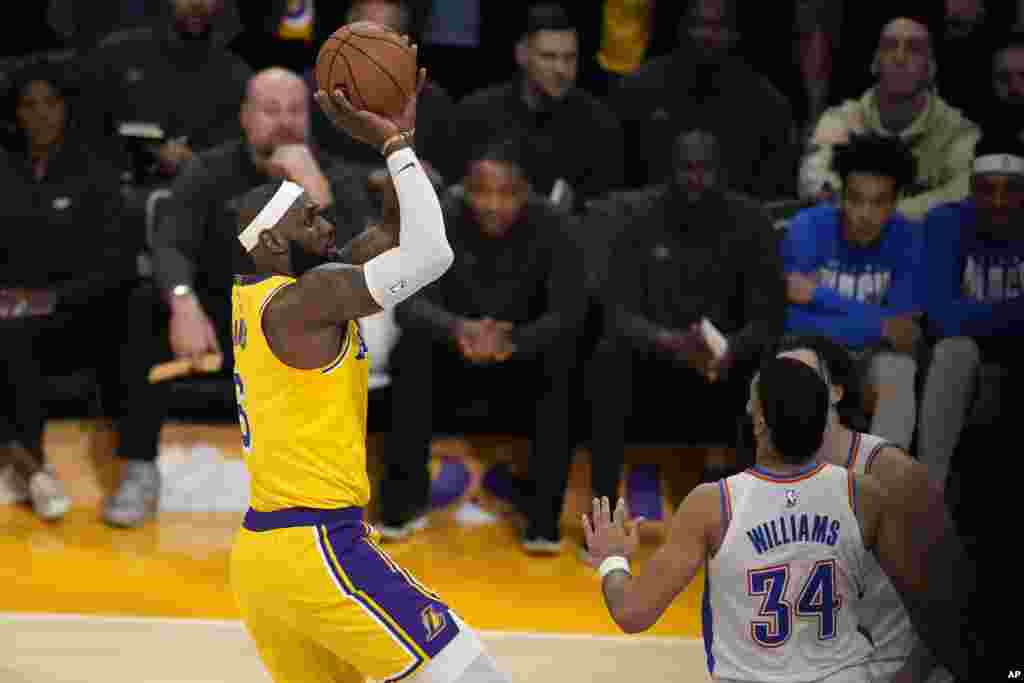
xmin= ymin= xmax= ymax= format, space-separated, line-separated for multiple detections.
xmin=0 ymin=420 xmax=712 ymax=681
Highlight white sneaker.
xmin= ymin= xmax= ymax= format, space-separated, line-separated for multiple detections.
xmin=28 ymin=468 xmax=71 ymax=521
xmin=377 ymin=515 xmax=429 ymax=542
xmin=0 ymin=464 xmax=29 ymax=505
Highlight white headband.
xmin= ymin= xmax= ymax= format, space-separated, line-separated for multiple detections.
xmin=237 ymin=180 xmax=305 ymax=252
xmin=973 ymin=154 xmax=1024 ymax=176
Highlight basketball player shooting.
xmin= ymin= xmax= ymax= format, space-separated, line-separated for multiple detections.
xmin=584 ymin=357 xmax=970 ymax=682
xmin=227 ymin=47 xmax=510 ymax=682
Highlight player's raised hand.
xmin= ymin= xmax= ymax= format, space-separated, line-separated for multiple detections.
xmin=314 ymin=47 xmax=426 ymax=150
xmin=582 ymin=497 xmax=644 ymax=569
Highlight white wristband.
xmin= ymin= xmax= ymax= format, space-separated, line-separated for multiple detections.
xmin=599 ymin=556 xmax=631 ymax=579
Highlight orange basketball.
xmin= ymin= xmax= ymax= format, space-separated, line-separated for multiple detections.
xmin=314 ymin=22 xmax=417 ymax=120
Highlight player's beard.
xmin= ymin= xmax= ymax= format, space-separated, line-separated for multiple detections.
xmin=288 ymin=241 xmax=330 ymax=278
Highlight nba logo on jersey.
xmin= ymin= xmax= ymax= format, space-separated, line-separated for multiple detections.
xmin=785 ymin=489 xmax=798 ymax=508
xmin=421 ymin=605 xmax=447 ymax=642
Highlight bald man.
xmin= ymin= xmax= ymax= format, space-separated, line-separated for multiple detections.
xmin=135 ymin=67 xmax=375 ymax=527
xmin=800 ymin=13 xmax=980 ymax=221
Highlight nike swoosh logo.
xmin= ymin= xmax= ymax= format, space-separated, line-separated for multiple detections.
xmin=397 ymin=162 xmax=415 ymax=174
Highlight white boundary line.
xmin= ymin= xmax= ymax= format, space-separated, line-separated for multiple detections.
xmin=0 ymin=612 xmax=700 ymax=645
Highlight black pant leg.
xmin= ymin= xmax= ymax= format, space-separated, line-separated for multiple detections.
xmin=378 ymin=330 xmax=437 ymax=525
xmin=524 ymin=343 xmax=575 ymax=537
xmin=587 ymin=336 xmax=635 ymax=502
xmin=93 ymin=284 xmax=170 ymax=462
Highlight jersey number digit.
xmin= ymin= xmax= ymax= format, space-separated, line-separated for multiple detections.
xmin=796 ymin=560 xmax=842 ymax=640
xmin=747 ymin=565 xmax=791 ymax=647
xmin=233 ymin=370 xmax=252 ymax=453
xmin=748 ymin=561 xmax=841 ymax=647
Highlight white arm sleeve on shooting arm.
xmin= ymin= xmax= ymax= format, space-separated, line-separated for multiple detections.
xmin=362 ymin=147 xmax=454 ymax=308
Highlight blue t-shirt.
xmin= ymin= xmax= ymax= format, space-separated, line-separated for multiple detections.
xmin=923 ymin=199 xmax=1024 ymax=340
xmin=781 ymin=204 xmax=923 ymax=349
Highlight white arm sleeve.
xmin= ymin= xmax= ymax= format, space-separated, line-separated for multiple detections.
xmin=362 ymin=147 xmax=454 ymax=308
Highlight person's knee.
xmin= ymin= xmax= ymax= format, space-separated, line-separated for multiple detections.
xmin=931 ymin=336 xmax=981 ymax=374
xmin=870 ymin=352 xmax=918 ymax=387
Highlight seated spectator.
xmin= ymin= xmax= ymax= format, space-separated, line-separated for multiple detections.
xmin=784 ymin=134 xmax=924 ymax=449
xmin=800 ymin=12 xmax=980 ymax=221
xmin=984 ymin=28 xmax=1024 ymax=143
xmin=443 ymin=3 xmax=623 ymax=212
xmin=377 ymin=137 xmax=586 ymax=553
xmin=0 ymin=59 xmax=162 ymax=524
xmin=918 ymin=130 xmax=1024 ymax=495
xmin=80 ymin=0 xmax=250 ymax=184
xmin=587 ymin=129 xmax=785 ymax=505
xmin=611 ymin=0 xmax=797 ymax=199
xmin=309 ymin=0 xmax=453 ymax=181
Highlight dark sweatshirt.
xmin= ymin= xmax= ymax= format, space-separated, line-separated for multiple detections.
xmin=442 ymin=80 xmax=624 ymax=203
xmin=612 ymin=52 xmax=796 ymax=198
xmin=395 ymin=192 xmax=586 ymax=357
xmin=0 ymin=142 xmax=137 ymax=310
xmin=151 ymin=138 xmax=372 ymax=298
xmin=600 ymin=185 xmax=786 ymax=365
xmin=81 ymin=0 xmax=251 ymax=167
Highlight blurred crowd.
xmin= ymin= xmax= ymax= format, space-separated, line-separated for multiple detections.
xmin=0 ymin=1 xmax=1017 ymax=594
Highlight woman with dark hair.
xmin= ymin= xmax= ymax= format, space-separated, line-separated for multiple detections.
xmin=0 ymin=57 xmax=165 ymax=526
xmin=773 ymin=333 xmax=954 ymax=683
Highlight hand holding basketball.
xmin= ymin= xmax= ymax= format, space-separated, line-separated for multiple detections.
xmin=314 ymin=64 xmax=425 ymax=150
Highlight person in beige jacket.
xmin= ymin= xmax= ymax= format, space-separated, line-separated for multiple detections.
xmin=799 ymin=15 xmax=980 ymax=221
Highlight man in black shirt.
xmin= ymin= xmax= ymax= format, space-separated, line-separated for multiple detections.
xmin=378 ymin=137 xmax=586 ymax=553
xmin=587 ymin=129 xmax=785 ymax=511
xmin=611 ymin=0 xmax=796 ymax=198
xmin=81 ymin=0 xmax=251 ymax=182
xmin=442 ymin=4 xmax=623 ymax=211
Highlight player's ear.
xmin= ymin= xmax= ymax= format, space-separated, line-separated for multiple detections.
xmin=259 ymin=228 xmax=289 ymax=256
xmin=831 ymin=384 xmax=844 ymax=407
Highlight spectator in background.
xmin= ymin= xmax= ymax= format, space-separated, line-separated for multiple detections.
xmin=984 ymin=29 xmax=1024 ymax=143
xmin=0 ymin=59 xmax=161 ymax=525
xmin=378 ymin=137 xmax=586 ymax=553
xmin=81 ymin=0 xmax=250 ymax=184
xmin=310 ymin=0 xmax=453 ymax=182
xmin=919 ymin=130 xmax=1024 ymax=495
xmin=612 ymin=0 xmax=797 ymax=199
xmin=444 ymin=4 xmax=623 ymax=212
xmin=800 ymin=12 xmax=980 ymax=221
xmin=588 ymin=129 xmax=785 ymax=500
xmin=784 ymin=135 xmax=924 ymax=450
xmin=150 ymin=67 xmax=373 ymax=497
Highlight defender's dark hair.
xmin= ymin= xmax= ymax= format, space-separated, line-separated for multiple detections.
xmin=773 ymin=334 xmax=869 ymax=433
xmin=757 ymin=356 xmax=830 ymax=465
xmin=832 ymin=134 xmax=918 ymax=193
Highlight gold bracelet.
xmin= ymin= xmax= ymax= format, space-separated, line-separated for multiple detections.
xmin=381 ymin=129 xmax=414 ymax=157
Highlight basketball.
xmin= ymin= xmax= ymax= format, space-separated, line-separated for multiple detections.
xmin=315 ymin=22 xmax=417 ymax=120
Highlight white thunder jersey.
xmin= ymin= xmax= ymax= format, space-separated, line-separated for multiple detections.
xmin=845 ymin=433 xmax=952 ymax=683
xmin=704 ymin=462 xmax=873 ymax=682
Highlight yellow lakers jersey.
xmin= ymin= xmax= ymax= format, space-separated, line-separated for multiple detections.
xmin=231 ymin=274 xmax=370 ymax=511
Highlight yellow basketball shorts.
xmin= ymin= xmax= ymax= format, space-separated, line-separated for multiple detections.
xmin=231 ymin=506 xmax=457 ymax=682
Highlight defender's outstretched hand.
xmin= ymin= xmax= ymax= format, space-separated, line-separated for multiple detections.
xmin=314 ymin=48 xmax=426 ymax=150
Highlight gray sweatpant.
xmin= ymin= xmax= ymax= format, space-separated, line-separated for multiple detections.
xmin=918 ymin=337 xmax=1007 ymax=492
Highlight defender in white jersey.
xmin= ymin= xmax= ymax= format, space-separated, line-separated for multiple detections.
xmin=583 ymin=356 xmax=970 ymax=682
xmin=774 ymin=335 xmax=955 ymax=683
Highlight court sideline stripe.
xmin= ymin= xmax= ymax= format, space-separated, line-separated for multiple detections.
xmin=0 ymin=612 xmax=699 ymax=644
